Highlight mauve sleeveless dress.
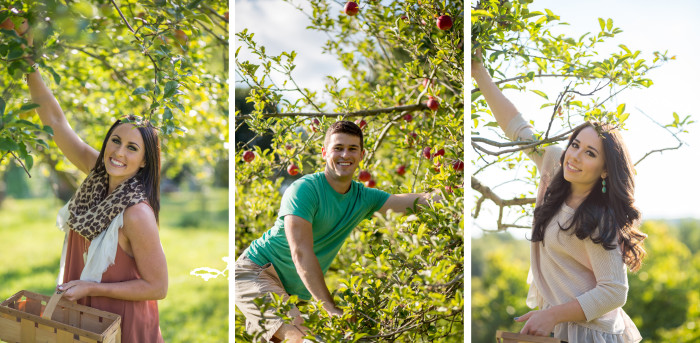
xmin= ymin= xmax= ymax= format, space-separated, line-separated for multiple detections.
xmin=63 ymin=229 xmax=164 ymax=343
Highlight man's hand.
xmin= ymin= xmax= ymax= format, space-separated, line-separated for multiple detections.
xmin=378 ymin=191 xmax=444 ymax=215
xmin=323 ymin=303 xmax=343 ymax=317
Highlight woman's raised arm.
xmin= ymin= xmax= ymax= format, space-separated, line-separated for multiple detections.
xmin=471 ymin=50 xmax=521 ymax=132
xmin=24 ymin=29 xmax=98 ymax=174
xmin=471 ymin=50 xmax=561 ymax=174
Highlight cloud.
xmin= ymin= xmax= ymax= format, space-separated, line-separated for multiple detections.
xmin=234 ymin=0 xmax=347 ymax=100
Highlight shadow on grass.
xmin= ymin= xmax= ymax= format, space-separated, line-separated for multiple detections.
xmin=1 ymin=257 xmax=62 ymax=295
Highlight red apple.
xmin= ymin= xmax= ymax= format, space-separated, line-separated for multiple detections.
xmin=422 ymin=147 xmax=431 ymax=159
xmin=445 ymin=185 xmax=453 ymax=193
xmin=422 ymin=78 xmax=434 ymax=88
xmin=174 ymin=29 xmax=187 ymax=45
xmin=403 ymin=113 xmax=413 ymax=122
xmin=242 ymin=150 xmax=255 ymax=163
xmin=453 ymin=160 xmax=464 ymax=171
xmin=0 ymin=18 xmax=14 ymax=30
xmin=436 ymin=15 xmax=453 ymax=30
xmin=285 ymin=144 xmax=293 ymax=150
xmin=365 ymin=179 xmax=376 ymax=188
xmin=287 ymin=164 xmax=300 ymax=176
xmin=396 ymin=165 xmax=406 ymax=176
xmin=311 ymin=118 xmax=320 ymax=133
xmin=355 ymin=119 xmax=367 ymax=130
xmin=358 ymin=170 xmax=371 ymax=182
xmin=401 ymin=15 xmax=408 ymax=21
xmin=224 ymin=11 xmax=229 ymax=22
xmin=427 ymin=96 xmax=439 ymax=111
xmin=344 ymin=2 xmax=359 ymax=16
xmin=405 ymin=132 xmax=418 ymax=146
xmin=434 ymin=148 xmax=445 ymax=158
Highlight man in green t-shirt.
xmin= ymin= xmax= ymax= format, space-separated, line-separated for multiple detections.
xmin=235 ymin=121 xmax=437 ymax=343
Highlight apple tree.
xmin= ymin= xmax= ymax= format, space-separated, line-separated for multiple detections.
xmin=0 ymin=0 xmax=228 ymax=196
xmin=470 ymin=0 xmax=692 ymax=231
xmin=235 ymin=0 xmax=464 ymax=341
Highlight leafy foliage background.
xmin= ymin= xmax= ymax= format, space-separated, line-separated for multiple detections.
xmin=235 ymin=0 xmax=464 ymax=341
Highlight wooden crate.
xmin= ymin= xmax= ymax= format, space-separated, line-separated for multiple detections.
xmin=0 ymin=290 xmax=121 ymax=343
xmin=496 ymin=330 xmax=562 ymax=343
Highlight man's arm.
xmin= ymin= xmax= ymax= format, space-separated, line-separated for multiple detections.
xmin=284 ymin=214 xmax=342 ymax=316
xmin=377 ymin=191 xmax=441 ymax=215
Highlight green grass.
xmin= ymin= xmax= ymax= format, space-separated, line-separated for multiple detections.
xmin=0 ymin=189 xmax=228 ymax=342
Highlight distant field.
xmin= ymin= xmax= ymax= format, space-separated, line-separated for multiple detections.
xmin=0 ymin=188 xmax=229 ymax=342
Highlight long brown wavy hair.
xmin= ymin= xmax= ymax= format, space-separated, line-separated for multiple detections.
xmin=94 ymin=115 xmax=161 ymax=223
xmin=532 ymin=122 xmax=647 ymax=272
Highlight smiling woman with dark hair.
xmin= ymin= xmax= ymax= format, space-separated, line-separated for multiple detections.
xmin=472 ymin=49 xmax=645 ymax=343
xmin=23 ymin=29 xmax=167 ymax=342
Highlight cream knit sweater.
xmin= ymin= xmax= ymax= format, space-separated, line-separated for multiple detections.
xmin=505 ymin=114 xmax=641 ymax=343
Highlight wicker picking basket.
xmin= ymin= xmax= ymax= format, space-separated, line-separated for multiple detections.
xmin=496 ymin=330 xmax=563 ymax=343
xmin=0 ymin=290 xmax=121 ymax=343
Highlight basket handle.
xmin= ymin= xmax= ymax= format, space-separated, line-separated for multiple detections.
xmin=41 ymin=291 xmax=63 ymax=319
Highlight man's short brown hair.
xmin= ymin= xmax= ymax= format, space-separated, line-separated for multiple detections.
xmin=323 ymin=120 xmax=364 ymax=150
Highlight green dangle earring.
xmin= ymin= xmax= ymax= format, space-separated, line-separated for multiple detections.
xmin=602 ymin=178 xmax=607 ymax=194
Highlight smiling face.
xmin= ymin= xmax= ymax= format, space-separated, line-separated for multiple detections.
xmin=322 ymin=132 xmax=365 ymax=183
xmin=563 ymin=126 xmax=608 ymax=192
xmin=103 ymin=123 xmax=146 ymax=191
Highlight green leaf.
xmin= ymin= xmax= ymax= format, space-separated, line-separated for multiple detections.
xmin=471 ymin=91 xmax=482 ymax=102
xmin=132 ymin=87 xmax=148 ymax=95
xmin=531 ymin=90 xmax=548 ymax=100
xmin=44 ymin=65 xmax=61 ymax=84
xmin=186 ymin=0 xmax=204 ymax=9
xmin=606 ymin=18 xmax=613 ymax=31
xmin=42 ymin=125 xmax=54 ymax=135
xmin=471 ymin=10 xmax=492 ymax=18
xmin=163 ymin=81 xmax=179 ymax=98
xmin=0 ymin=98 xmax=5 ymax=116
xmin=598 ymin=18 xmax=605 ymax=31
xmin=24 ymin=154 xmax=33 ymax=171
xmin=619 ymin=112 xmax=630 ymax=123
xmin=164 ymin=107 xmax=173 ymax=121
xmin=7 ymin=46 xmax=23 ymax=60
xmin=19 ymin=103 xmax=40 ymax=112
xmin=0 ymin=137 xmax=18 ymax=151
xmin=617 ymin=103 xmax=626 ymax=115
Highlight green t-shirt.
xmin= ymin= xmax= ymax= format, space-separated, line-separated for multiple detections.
xmin=244 ymin=172 xmax=390 ymax=300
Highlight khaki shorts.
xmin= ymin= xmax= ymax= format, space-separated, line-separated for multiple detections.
xmin=234 ymin=253 xmax=302 ymax=342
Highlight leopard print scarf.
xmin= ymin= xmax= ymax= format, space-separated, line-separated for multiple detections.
xmin=66 ymin=164 xmax=147 ymax=241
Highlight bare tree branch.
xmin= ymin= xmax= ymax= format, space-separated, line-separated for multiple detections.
xmin=109 ymin=0 xmax=135 ymax=34
xmin=9 ymin=151 xmax=30 ymax=178
xmin=235 ymin=104 xmax=428 ymax=121
xmin=471 ymin=122 xmax=586 ymax=156
xmin=471 ymin=176 xmax=535 ymax=231
xmin=471 ymin=73 xmax=578 ymax=94
xmin=634 ymin=107 xmax=687 ymax=166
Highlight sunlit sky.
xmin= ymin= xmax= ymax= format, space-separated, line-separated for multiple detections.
xmin=233 ymin=0 xmax=700 ymax=239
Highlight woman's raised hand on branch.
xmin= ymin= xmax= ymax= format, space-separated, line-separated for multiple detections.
xmin=471 ymin=48 xmax=486 ymax=79
xmin=16 ymin=18 xmax=32 ymax=47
